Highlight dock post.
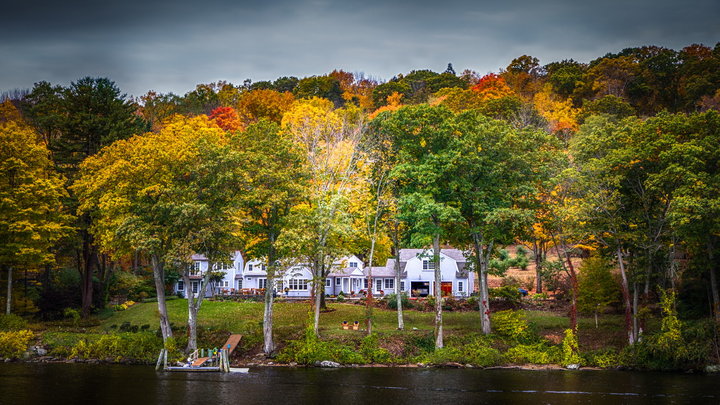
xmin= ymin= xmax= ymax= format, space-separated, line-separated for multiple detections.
xmin=155 ymin=349 xmax=166 ymax=371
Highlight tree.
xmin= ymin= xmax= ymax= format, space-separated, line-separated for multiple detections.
xmin=375 ymin=105 xmax=463 ymax=348
xmin=233 ymin=120 xmax=308 ymax=354
xmin=577 ymin=256 xmax=621 ymax=327
xmin=73 ymin=115 xmax=240 ymax=345
xmin=24 ymin=77 xmax=145 ymax=317
xmin=453 ymin=111 xmax=559 ymax=333
xmin=0 ymin=103 xmax=71 ymax=314
xmin=278 ymin=99 xmax=365 ymax=336
xmin=236 ymin=89 xmax=295 ymax=127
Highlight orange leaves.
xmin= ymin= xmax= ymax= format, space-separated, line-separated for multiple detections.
xmin=369 ymin=92 xmax=403 ymax=119
xmin=236 ymin=89 xmax=295 ymax=125
xmin=209 ymin=106 xmax=242 ymax=132
xmin=471 ymin=73 xmax=515 ymax=101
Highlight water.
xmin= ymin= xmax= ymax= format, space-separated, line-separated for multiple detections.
xmin=0 ymin=363 xmax=718 ymax=404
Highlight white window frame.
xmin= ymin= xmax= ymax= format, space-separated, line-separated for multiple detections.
xmin=376 ymin=279 xmax=383 ymax=291
xmin=400 ymin=281 xmax=405 ymax=291
xmin=325 ymin=278 xmax=331 ymax=287
xmin=349 ymin=262 xmax=358 ymax=268
xmin=336 ymin=278 xmax=341 ymax=286
xmin=458 ymin=281 xmax=464 ymax=292
xmin=237 ymin=279 xmax=243 ymax=289
xmin=177 ymin=280 xmax=184 ymax=291
xmin=248 ymin=264 xmax=254 ymax=272
xmin=192 ymin=281 xmax=199 ymax=294
xmin=364 ymin=278 xmax=368 ymax=288
xmin=422 ymin=260 xmax=435 ymax=270
xmin=384 ymin=278 xmax=394 ymax=289
xmin=288 ymin=278 xmax=308 ymax=291
xmin=258 ymin=278 xmax=267 ymax=289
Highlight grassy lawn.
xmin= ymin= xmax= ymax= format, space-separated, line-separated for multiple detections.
xmin=94 ymin=299 xmax=625 ymax=350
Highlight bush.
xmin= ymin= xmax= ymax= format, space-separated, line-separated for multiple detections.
xmin=65 ymin=332 xmax=164 ymax=363
xmin=619 ymin=290 xmax=709 ymax=371
xmin=560 ymin=329 xmax=581 ymax=366
xmin=63 ymin=308 xmax=81 ymax=326
xmin=489 ymin=286 xmax=522 ymax=305
xmin=385 ymin=293 xmax=411 ymax=310
xmin=582 ymin=349 xmax=619 ymax=368
xmin=492 ymin=310 xmax=532 ymax=342
xmin=0 ymin=314 xmax=28 ymax=331
xmin=577 ymin=256 xmax=620 ymax=315
xmin=0 ymin=330 xmax=34 ymax=358
xmin=360 ymin=334 xmax=393 ymax=363
xmin=277 ymin=326 xmax=364 ymax=365
xmin=420 ymin=336 xmax=503 ymax=367
xmin=506 ymin=343 xmax=560 ymax=364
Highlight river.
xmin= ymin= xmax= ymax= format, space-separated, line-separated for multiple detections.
xmin=0 ymin=363 xmax=717 ymax=404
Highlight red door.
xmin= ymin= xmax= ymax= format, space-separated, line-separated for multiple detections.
xmin=441 ymin=282 xmax=452 ymax=296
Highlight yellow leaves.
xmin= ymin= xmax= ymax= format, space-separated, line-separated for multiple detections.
xmin=533 ymin=84 xmax=579 ymax=134
xmin=420 ymin=138 xmax=427 ymax=148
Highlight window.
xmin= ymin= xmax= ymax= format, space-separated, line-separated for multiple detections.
xmin=363 ymin=279 xmax=368 ymax=288
xmin=349 ymin=262 xmax=358 ymax=268
xmin=248 ymin=264 xmax=253 ymax=272
xmin=192 ymin=281 xmax=199 ymax=294
xmin=177 ymin=280 xmax=184 ymax=291
xmin=215 ymin=263 xmax=231 ymax=271
xmin=261 ymin=264 xmax=267 ymax=271
xmin=258 ymin=278 xmax=267 ymax=289
xmin=223 ymin=281 xmax=229 ymax=287
xmin=288 ymin=279 xmax=308 ymax=290
xmin=325 ymin=279 xmax=331 ymax=287
xmin=422 ymin=260 xmax=435 ymax=270
xmin=191 ymin=262 xmax=201 ymax=275
xmin=237 ymin=279 xmax=243 ymax=289
xmin=400 ymin=281 xmax=405 ymax=291
xmin=376 ymin=279 xmax=383 ymax=291
xmin=384 ymin=278 xmax=394 ymax=289
xmin=336 ymin=278 xmax=341 ymax=286
xmin=458 ymin=281 xmax=464 ymax=292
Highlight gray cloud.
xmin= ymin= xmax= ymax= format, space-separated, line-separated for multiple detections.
xmin=1 ymin=0 xmax=718 ymax=97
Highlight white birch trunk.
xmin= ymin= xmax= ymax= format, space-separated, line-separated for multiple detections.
xmin=433 ymin=234 xmax=443 ymax=349
xmin=151 ymin=254 xmax=173 ymax=345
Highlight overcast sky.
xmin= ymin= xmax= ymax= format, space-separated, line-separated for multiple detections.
xmin=1 ymin=0 xmax=718 ymax=98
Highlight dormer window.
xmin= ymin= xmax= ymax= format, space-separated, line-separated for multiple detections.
xmin=422 ymin=260 xmax=435 ymax=270
xmin=248 ymin=264 xmax=253 ymax=272
xmin=349 ymin=262 xmax=358 ymax=268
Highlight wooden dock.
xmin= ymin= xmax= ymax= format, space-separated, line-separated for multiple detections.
xmin=157 ymin=334 xmax=243 ymax=373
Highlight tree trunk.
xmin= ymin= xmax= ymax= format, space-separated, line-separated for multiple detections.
xmin=79 ymin=228 xmax=98 ymax=318
xmin=5 ymin=266 xmax=12 ymax=315
xmin=186 ymin=267 xmax=212 ymax=353
xmin=313 ymin=258 xmax=323 ymax=336
xmin=616 ymin=246 xmax=635 ymax=344
xmin=473 ymin=233 xmax=491 ymax=334
xmin=395 ymin=246 xmax=404 ymax=330
xmin=632 ymin=282 xmax=640 ymax=341
xmin=263 ymin=243 xmax=277 ymax=355
xmin=565 ymin=250 xmax=579 ymax=333
xmin=708 ymin=237 xmax=720 ymax=323
xmin=151 ymin=254 xmax=173 ymax=345
xmin=366 ymin=238 xmax=376 ymax=335
xmin=433 ymin=234 xmax=443 ymax=349
xmin=534 ymin=240 xmax=543 ymax=294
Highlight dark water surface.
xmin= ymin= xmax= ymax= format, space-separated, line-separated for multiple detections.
xmin=0 ymin=363 xmax=718 ymax=404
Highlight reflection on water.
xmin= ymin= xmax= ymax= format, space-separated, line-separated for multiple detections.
xmin=0 ymin=363 xmax=717 ymax=405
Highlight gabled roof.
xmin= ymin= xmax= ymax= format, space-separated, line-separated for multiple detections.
xmin=398 ymin=248 xmax=467 ymax=263
xmin=363 ymin=266 xmax=395 ymax=278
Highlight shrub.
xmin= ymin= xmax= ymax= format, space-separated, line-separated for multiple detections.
xmin=0 ymin=330 xmax=34 ymax=358
xmin=277 ymin=326 xmax=364 ymax=365
xmin=63 ymin=308 xmax=81 ymax=325
xmin=560 ymin=329 xmax=581 ymax=366
xmin=506 ymin=343 xmax=560 ymax=364
xmin=420 ymin=336 xmax=503 ymax=367
xmin=360 ymin=334 xmax=393 ymax=363
xmin=67 ymin=332 xmax=164 ymax=363
xmin=491 ymin=310 xmax=531 ymax=342
xmin=386 ymin=293 xmax=411 ymax=310
xmin=577 ymin=256 xmax=620 ymax=315
xmin=0 ymin=314 xmax=28 ymax=331
xmin=489 ymin=286 xmax=522 ymax=305
xmin=582 ymin=349 xmax=619 ymax=368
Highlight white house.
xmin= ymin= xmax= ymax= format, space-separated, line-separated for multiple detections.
xmin=174 ymin=251 xmax=244 ymax=298
xmin=174 ymin=249 xmax=473 ymax=299
xmin=365 ymin=249 xmax=473 ymax=298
